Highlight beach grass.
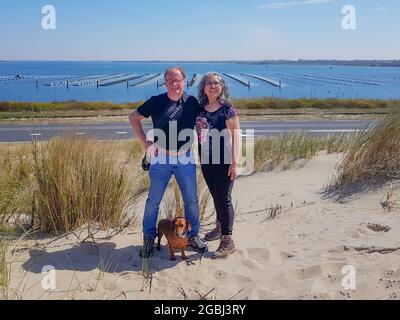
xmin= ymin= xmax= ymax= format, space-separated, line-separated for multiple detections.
xmin=333 ymin=109 xmax=400 ymax=191
xmin=253 ymin=132 xmax=351 ymax=172
xmin=0 ymin=137 xmax=146 ymax=237
xmin=31 ymin=136 xmax=140 ymax=234
xmin=0 ymin=144 xmax=33 ymax=231
xmin=160 ymin=173 xmax=212 ymax=222
xmin=0 ymin=239 xmax=11 ymax=299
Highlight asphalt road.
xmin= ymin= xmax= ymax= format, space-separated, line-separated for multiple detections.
xmin=0 ymin=120 xmax=377 ymax=143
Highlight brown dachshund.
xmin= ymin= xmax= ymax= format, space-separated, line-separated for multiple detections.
xmin=157 ymin=217 xmax=191 ymax=261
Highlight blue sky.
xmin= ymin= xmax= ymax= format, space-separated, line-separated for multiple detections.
xmin=0 ymin=0 xmax=399 ymax=60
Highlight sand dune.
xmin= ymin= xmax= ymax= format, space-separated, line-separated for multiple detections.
xmin=7 ymin=152 xmax=400 ymax=300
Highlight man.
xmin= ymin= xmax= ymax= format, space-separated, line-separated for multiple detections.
xmin=129 ymin=67 xmax=208 ymax=258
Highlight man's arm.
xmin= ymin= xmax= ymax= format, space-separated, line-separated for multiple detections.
xmin=128 ymin=110 xmax=153 ymax=150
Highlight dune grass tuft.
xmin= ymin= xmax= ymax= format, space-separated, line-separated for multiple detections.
xmin=0 ymin=239 xmax=11 ymax=300
xmin=160 ymin=172 xmax=212 ymax=222
xmin=254 ymin=132 xmax=350 ymax=172
xmin=0 ymin=145 xmax=34 ymax=230
xmin=333 ymin=109 xmax=400 ymax=192
xmin=31 ymin=136 xmax=141 ymax=234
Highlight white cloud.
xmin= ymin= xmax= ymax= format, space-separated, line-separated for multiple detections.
xmin=260 ymin=0 xmax=337 ymax=9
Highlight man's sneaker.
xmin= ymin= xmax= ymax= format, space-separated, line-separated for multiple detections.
xmin=139 ymin=235 xmax=155 ymax=259
xmin=188 ymin=234 xmax=208 ymax=253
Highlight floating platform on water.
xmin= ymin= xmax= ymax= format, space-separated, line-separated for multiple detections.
xmin=99 ymin=74 xmax=149 ymax=86
xmin=223 ymin=73 xmax=250 ymax=87
xmin=71 ymin=74 xmax=129 ymax=87
xmin=45 ymin=74 xmax=106 ymax=87
xmin=187 ymin=74 xmax=197 ymax=87
xmin=241 ymin=73 xmax=281 ymax=87
xmin=130 ymin=74 xmax=162 ymax=87
xmin=297 ymin=74 xmax=381 ymax=86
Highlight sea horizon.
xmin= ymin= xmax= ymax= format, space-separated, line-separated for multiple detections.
xmin=1 ymin=59 xmax=400 ymax=65
xmin=1 ymin=61 xmax=399 ymax=102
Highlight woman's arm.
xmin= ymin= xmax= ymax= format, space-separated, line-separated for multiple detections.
xmin=226 ymin=115 xmax=241 ymax=180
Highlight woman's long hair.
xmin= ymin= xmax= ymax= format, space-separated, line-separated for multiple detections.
xmin=197 ymin=72 xmax=230 ymax=107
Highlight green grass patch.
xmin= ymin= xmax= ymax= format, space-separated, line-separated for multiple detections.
xmin=0 ymin=100 xmax=143 ymax=113
xmin=0 ymin=98 xmax=398 ymax=115
xmin=231 ymin=98 xmax=398 ymax=110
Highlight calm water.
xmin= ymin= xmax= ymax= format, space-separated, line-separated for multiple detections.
xmin=1 ymin=61 xmax=400 ymax=103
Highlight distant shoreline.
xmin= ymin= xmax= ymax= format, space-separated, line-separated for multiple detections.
xmin=236 ymin=60 xmax=400 ymax=67
xmin=1 ymin=60 xmax=400 ymax=67
xmin=0 ymin=98 xmax=397 ymax=123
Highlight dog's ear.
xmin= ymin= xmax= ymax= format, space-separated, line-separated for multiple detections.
xmin=186 ymin=219 xmax=192 ymax=233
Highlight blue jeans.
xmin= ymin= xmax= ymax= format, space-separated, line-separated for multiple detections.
xmin=142 ymin=149 xmax=200 ymax=239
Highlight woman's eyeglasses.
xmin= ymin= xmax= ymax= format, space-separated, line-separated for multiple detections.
xmin=206 ymin=81 xmax=221 ymax=86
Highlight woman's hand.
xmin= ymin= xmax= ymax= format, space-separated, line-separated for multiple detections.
xmin=228 ymin=163 xmax=237 ymax=181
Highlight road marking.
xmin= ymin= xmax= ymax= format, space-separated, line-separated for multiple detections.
xmin=116 ymin=131 xmax=128 ymax=135
xmin=244 ymin=129 xmax=364 ymax=134
xmin=308 ymin=129 xmax=363 ymax=133
xmin=30 ymin=133 xmax=42 ymax=136
xmin=75 ymin=132 xmax=85 ymax=135
xmin=240 ymin=129 xmax=364 ymax=137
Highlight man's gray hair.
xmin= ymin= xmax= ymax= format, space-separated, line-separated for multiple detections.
xmin=197 ymin=72 xmax=230 ymax=106
xmin=164 ymin=66 xmax=186 ymax=80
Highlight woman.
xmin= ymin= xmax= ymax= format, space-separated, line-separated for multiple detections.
xmin=196 ymin=72 xmax=241 ymax=259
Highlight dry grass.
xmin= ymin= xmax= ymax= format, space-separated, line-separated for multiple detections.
xmin=0 ymin=137 xmax=147 ymax=237
xmin=31 ymin=136 xmax=141 ymax=234
xmin=0 ymin=144 xmax=34 ymax=230
xmin=197 ymin=173 xmax=213 ymax=221
xmin=160 ymin=172 xmax=212 ymax=222
xmin=333 ymin=109 xmax=400 ymax=192
xmin=0 ymin=240 xmax=10 ymax=299
xmin=253 ymin=132 xmax=350 ymax=172
xmin=114 ymin=140 xmax=150 ymax=198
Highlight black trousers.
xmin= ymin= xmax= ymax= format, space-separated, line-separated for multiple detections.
xmin=201 ymin=164 xmax=235 ymax=236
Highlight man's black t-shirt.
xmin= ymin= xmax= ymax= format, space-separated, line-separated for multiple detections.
xmin=137 ymin=93 xmax=200 ymax=151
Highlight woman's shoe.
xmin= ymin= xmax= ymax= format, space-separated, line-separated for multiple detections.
xmin=212 ymin=235 xmax=236 ymax=259
xmin=205 ymin=220 xmax=221 ymax=241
